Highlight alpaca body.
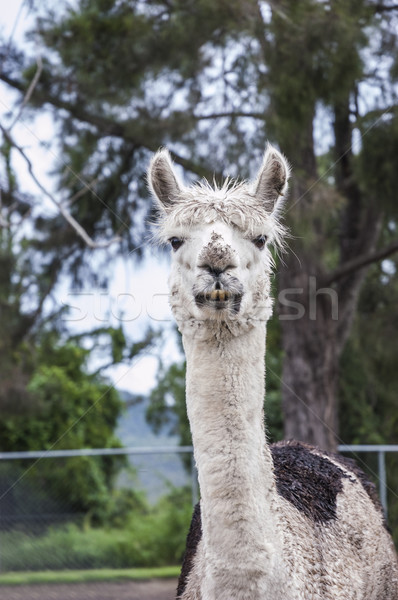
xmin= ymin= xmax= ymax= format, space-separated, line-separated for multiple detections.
xmin=181 ymin=475 xmax=398 ymax=600
xmin=276 ymin=459 xmax=396 ymax=600
xmin=178 ymin=321 xmax=397 ymax=600
xmin=148 ymin=145 xmax=398 ymax=600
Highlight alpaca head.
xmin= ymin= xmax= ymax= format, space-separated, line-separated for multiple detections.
xmin=148 ymin=145 xmax=290 ymax=336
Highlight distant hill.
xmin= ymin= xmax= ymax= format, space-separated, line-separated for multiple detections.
xmin=117 ymin=390 xmax=179 ymax=447
xmin=116 ymin=390 xmax=193 ymax=503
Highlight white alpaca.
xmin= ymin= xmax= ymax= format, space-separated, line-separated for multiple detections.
xmin=148 ymin=146 xmax=398 ymax=600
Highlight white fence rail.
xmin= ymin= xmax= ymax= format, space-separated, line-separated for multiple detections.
xmin=0 ymin=445 xmax=199 ymax=507
xmin=337 ymin=444 xmax=398 ymax=518
xmin=1 ymin=444 xmax=397 ymax=516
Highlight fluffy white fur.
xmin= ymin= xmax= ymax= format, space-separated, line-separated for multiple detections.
xmin=148 ymin=146 xmax=398 ymax=600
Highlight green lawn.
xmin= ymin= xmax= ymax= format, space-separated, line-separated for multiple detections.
xmin=0 ymin=566 xmax=180 ymax=586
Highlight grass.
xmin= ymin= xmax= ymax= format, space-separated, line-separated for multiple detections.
xmin=0 ymin=566 xmax=181 ymax=586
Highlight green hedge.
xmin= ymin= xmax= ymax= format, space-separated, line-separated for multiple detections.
xmin=0 ymin=489 xmax=193 ymax=572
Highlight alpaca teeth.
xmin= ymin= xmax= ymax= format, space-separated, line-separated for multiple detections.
xmin=209 ymin=290 xmax=227 ymax=301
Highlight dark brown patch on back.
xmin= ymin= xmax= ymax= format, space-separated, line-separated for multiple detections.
xmin=177 ymin=502 xmax=202 ymax=598
xmin=272 ymin=441 xmax=389 ymax=528
xmin=271 ymin=440 xmax=348 ymax=523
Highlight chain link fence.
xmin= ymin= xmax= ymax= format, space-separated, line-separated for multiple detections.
xmin=0 ymin=447 xmax=197 ymax=572
xmin=0 ymin=445 xmax=396 ymax=572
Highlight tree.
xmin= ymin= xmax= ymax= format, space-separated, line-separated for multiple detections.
xmin=0 ymin=127 xmax=156 ymax=414
xmin=265 ymin=0 xmax=398 ymax=450
xmin=0 ymin=21 xmax=157 ymax=516
xmin=0 ymin=333 xmax=125 ymax=522
xmin=1 ymin=0 xmax=397 ymax=451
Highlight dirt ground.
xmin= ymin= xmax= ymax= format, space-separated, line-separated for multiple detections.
xmin=0 ymin=578 xmax=178 ymax=600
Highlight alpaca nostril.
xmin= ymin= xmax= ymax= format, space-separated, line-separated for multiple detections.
xmin=199 ymin=264 xmax=223 ymax=277
xmin=199 ymin=264 xmax=236 ymax=276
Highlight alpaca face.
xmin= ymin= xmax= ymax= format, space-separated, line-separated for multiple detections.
xmin=166 ymin=220 xmax=272 ymax=324
xmin=148 ymin=145 xmax=290 ymax=331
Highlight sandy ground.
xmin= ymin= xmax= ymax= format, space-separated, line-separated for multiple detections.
xmin=0 ymin=578 xmax=178 ymax=600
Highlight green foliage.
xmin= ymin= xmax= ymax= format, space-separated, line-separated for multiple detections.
xmin=0 ymin=566 xmax=181 ymax=585
xmin=0 ymin=487 xmax=193 ymax=571
xmin=357 ymin=115 xmax=398 ymax=214
xmin=0 ymin=335 xmax=126 ymax=520
xmin=0 ymin=140 xmax=154 ymax=519
xmin=339 ymin=259 xmax=398 ymax=545
xmin=265 ymin=1 xmax=368 ymax=154
xmin=148 ymin=350 xmax=191 ymax=470
xmin=339 ymin=260 xmax=398 ymax=445
xmin=1 ymin=336 xmax=123 ymax=451
xmin=148 ymin=354 xmax=190 ymax=440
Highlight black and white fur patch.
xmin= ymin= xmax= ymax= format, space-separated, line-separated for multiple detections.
xmin=176 ymin=441 xmax=387 ymax=597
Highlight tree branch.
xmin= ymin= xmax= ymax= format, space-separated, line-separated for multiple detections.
xmin=354 ymin=104 xmax=398 ymax=125
xmin=194 ymin=110 xmax=266 ymax=121
xmin=333 ymin=94 xmax=363 ymax=257
xmin=23 ymin=263 xmax=60 ymax=340
xmin=8 ymin=55 xmax=43 ymax=130
xmin=1 ymin=63 xmax=124 ymax=248
xmin=373 ymin=3 xmax=398 ymax=12
xmin=323 ymin=239 xmax=398 ymax=286
xmin=0 ymin=72 xmax=220 ymax=181
xmin=0 ymin=125 xmax=122 ymax=249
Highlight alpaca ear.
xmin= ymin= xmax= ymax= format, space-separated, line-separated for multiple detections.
xmin=148 ymin=148 xmax=182 ymax=210
xmin=254 ymin=144 xmax=290 ymax=213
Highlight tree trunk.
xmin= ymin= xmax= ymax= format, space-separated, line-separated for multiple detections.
xmin=275 ymin=114 xmax=344 ymax=452
xmin=278 ymin=254 xmax=341 ymax=452
xmin=277 ymin=168 xmax=382 ymax=453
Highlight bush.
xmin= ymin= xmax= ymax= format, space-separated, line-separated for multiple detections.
xmin=0 ymin=487 xmax=193 ymax=571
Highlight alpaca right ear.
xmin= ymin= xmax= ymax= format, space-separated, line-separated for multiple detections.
xmin=148 ymin=149 xmax=182 ymax=210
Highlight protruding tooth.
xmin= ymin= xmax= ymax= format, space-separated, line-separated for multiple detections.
xmin=208 ymin=289 xmax=229 ymax=301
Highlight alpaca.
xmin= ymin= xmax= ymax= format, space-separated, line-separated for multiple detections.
xmin=148 ymin=146 xmax=398 ymax=600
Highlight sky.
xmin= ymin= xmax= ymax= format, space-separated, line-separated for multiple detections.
xmin=0 ymin=1 xmax=181 ymax=396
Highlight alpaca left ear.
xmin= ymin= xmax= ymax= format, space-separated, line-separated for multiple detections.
xmin=148 ymin=148 xmax=183 ymax=210
xmin=254 ymin=144 xmax=290 ymax=213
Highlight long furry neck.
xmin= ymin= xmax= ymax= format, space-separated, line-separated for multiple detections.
xmin=182 ymin=321 xmax=282 ymax=598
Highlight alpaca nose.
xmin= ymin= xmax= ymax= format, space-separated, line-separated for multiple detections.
xmin=199 ymin=264 xmax=236 ymax=277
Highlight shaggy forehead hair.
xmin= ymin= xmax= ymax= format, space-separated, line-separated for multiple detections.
xmin=155 ymin=178 xmax=287 ymax=249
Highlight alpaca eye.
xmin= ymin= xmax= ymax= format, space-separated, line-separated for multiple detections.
xmin=252 ymin=235 xmax=267 ymax=250
xmin=169 ymin=237 xmax=184 ymax=251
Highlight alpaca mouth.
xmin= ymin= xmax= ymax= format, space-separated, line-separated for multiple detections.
xmin=194 ymin=289 xmax=243 ymax=312
xmin=208 ymin=289 xmax=230 ymax=302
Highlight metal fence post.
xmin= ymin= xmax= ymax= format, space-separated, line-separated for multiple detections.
xmin=191 ymin=453 xmax=199 ymax=506
xmin=378 ymin=450 xmax=388 ymax=518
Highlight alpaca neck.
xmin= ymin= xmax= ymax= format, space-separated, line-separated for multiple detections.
xmin=182 ymin=321 xmax=282 ymax=598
